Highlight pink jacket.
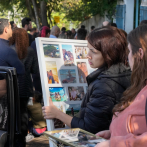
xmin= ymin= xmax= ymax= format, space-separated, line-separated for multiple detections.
xmin=109 ymin=85 xmax=147 ymax=147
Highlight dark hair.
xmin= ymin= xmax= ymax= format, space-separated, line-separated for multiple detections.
xmin=0 ymin=19 xmax=9 ymax=35
xmin=139 ymin=20 xmax=147 ymax=26
xmin=61 ymin=27 xmax=66 ymax=32
xmin=87 ymin=27 xmax=127 ymax=68
xmin=81 ymin=25 xmax=85 ymax=29
xmin=9 ymin=28 xmax=29 ymax=59
xmin=66 ymin=30 xmax=73 ymax=39
xmin=21 ymin=17 xmax=31 ymax=28
xmin=33 ymin=91 xmax=42 ymax=103
xmin=91 ymin=26 xmax=95 ymax=30
xmin=77 ymin=28 xmax=87 ymax=40
xmin=10 ymin=21 xmax=14 ymax=29
xmin=111 ymin=23 xmax=117 ymax=28
xmin=113 ymin=25 xmax=147 ymax=114
xmin=30 ymin=27 xmax=37 ymax=32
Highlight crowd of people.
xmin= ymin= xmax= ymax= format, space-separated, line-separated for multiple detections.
xmin=0 ymin=16 xmax=147 ymax=147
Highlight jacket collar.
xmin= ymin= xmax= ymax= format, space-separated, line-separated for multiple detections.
xmin=86 ymin=66 xmax=106 ymax=86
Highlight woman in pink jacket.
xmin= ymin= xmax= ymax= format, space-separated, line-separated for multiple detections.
xmin=96 ymin=25 xmax=147 ymax=147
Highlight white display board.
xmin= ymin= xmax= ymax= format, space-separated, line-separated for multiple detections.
xmin=35 ymin=38 xmax=95 ymax=146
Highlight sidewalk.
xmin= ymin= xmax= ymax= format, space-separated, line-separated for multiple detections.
xmin=26 ymin=135 xmax=50 ymax=147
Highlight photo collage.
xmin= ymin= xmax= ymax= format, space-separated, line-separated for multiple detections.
xmin=43 ymin=43 xmax=92 ymax=128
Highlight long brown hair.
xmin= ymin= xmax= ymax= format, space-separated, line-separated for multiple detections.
xmin=113 ymin=25 xmax=147 ymax=114
xmin=87 ymin=26 xmax=128 ymax=68
xmin=9 ymin=28 xmax=29 ymax=59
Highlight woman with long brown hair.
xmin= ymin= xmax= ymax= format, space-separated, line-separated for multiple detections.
xmin=96 ymin=25 xmax=147 ymax=147
xmin=9 ymin=28 xmax=39 ymax=146
xmin=42 ymin=27 xmax=131 ymax=134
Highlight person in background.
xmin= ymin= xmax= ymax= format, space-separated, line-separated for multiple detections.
xmin=111 ymin=22 xmax=117 ymax=28
xmin=10 ymin=21 xmax=17 ymax=30
xmin=66 ymin=30 xmax=73 ymax=39
xmin=9 ymin=28 xmax=39 ymax=146
xmin=0 ymin=18 xmax=24 ymax=75
xmin=30 ymin=27 xmax=38 ymax=36
xmin=91 ymin=26 xmax=95 ymax=31
xmin=31 ymin=26 xmax=50 ymax=94
xmin=76 ymin=28 xmax=87 ymax=40
xmin=27 ymin=91 xmax=47 ymax=137
xmin=71 ymin=28 xmax=76 ymax=38
xmin=42 ymin=26 xmax=131 ymax=134
xmin=39 ymin=26 xmax=50 ymax=37
xmin=81 ymin=25 xmax=85 ymax=29
xmin=21 ymin=17 xmax=33 ymax=45
xmin=59 ymin=27 xmax=67 ymax=39
xmin=49 ymin=26 xmax=60 ymax=38
xmin=95 ymin=24 xmax=147 ymax=147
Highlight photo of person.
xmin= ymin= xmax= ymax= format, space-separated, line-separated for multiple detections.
xmin=46 ymin=61 xmax=59 ymax=84
xmin=60 ymin=69 xmax=76 ymax=83
xmin=43 ymin=44 xmax=60 ymax=58
xmin=77 ymin=62 xmax=88 ymax=83
xmin=66 ymin=104 xmax=81 ymax=117
xmin=62 ymin=45 xmax=74 ymax=66
xmin=49 ymin=87 xmax=67 ymax=102
xmin=75 ymin=46 xmax=88 ymax=59
xmin=68 ymin=86 xmax=84 ymax=101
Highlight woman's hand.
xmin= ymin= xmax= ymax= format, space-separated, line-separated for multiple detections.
xmin=42 ymin=98 xmax=59 ymax=119
xmin=95 ymin=141 xmax=110 ymax=147
xmin=96 ymin=130 xmax=111 ymax=139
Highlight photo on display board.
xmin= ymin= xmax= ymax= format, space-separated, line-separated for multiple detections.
xmin=77 ymin=62 xmax=88 ymax=83
xmin=62 ymin=44 xmax=74 ymax=66
xmin=54 ymin=105 xmax=65 ymax=128
xmin=60 ymin=69 xmax=76 ymax=83
xmin=46 ymin=61 xmax=59 ymax=84
xmin=43 ymin=44 xmax=60 ymax=58
xmin=66 ymin=104 xmax=81 ymax=117
xmin=75 ymin=46 xmax=88 ymax=59
xmin=49 ymin=87 xmax=67 ymax=102
xmin=68 ymin=86 xmax=84 ymax=101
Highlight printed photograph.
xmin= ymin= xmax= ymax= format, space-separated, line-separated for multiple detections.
xmin=68 ymin=86 xmax=84 ymax=101
xmin=77 ymin=62 xmax=88 ymax=83
xmin=49 ymin=87 xmax=67 ymax=102
xmin=62 ymin=44 xmax=74 ymax=66
xmin=54 ymin=105 xmax=65 ymax=128
xmin=66 ymin=104 xmax=81 ymax=117
xmin=60 ymin=69 xmax=76 ymax=83
xmin=46 ymin=61 xmax=59 ymax=84
xmin=43 ymin=44 xmax=60 ymax=58
xmin=75 ymin=46 xmax=88 ymax=59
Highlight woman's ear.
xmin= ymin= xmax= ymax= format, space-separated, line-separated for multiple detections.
xmin=139 ymin=48 xmax=144 ymax=59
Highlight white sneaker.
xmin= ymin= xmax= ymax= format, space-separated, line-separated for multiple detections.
xmin=26 ymin=133 xmax=34 ymax=142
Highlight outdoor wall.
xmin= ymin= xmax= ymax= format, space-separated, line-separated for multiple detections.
xmin=80 ymin=14 xmax=107 ymax=33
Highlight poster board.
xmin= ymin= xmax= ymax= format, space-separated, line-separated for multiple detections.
xmin=35 ymin=38 xmax=95 ymax=146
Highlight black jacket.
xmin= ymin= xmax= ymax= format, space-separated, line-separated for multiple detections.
xmin=71 ymin=63 xmax=131 ymax=134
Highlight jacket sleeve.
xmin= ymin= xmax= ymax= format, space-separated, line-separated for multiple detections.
xmin=71 ymin=81 xmax=116 ymax=134
xmin=110 ymin=132 xmax=147 ymax=147
xmin=7 ymin=47 xmax=25 ymax=75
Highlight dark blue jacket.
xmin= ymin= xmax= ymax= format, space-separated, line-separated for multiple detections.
xmin=0 ymin=38 xmax=24 ymax=74
xmin=71 ymin=63 xmax=131 ymax=134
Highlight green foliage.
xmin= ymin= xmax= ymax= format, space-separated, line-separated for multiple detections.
xmin=64 ymin=0 xmax=117 ymax=22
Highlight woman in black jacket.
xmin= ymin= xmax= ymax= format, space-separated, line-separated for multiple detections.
xmin=42 ymin=27 xmax=131 ymax=134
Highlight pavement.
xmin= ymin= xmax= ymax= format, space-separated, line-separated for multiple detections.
xmin=26 ymin=135 xmax=50 ymax=147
